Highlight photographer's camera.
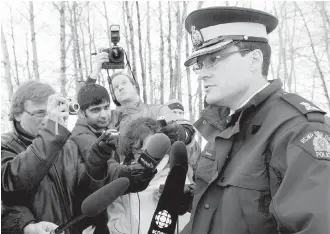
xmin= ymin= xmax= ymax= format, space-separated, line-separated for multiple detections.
xmin=101 ymin=25 xmax=125 ymax=70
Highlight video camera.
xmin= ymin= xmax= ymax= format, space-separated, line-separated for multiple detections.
xmin=102 ymin=25 xmax=125 ymax=70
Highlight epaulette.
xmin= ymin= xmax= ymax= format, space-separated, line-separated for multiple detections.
xmin=281 ymin=93 xmax=326 ymax=123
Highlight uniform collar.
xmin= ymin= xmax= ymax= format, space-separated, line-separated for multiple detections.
xmin=227 ymin=79 xmax=283 ymax=128
xmin=229 ymin=82 xmax=270 ymax=116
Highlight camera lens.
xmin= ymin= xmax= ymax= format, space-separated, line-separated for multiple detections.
xmin=109 ymin=47 xmax=124 ymax=63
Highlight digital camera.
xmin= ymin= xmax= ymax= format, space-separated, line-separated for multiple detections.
xmin=102 ymin=25 xmax=125 ymax=70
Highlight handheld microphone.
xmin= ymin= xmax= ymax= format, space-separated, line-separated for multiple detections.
xmin=147 ymin=141 xmax=188 ymax=234
xmin=51 ymin=178 xmax=130 ymax=234
xmin=138 ymin=133 xmax=171 ymax=171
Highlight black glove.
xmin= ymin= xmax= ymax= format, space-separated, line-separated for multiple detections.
xmin=118 ymin=163 xmax=156 ymax=193
xmin=160 ymin=121 xmax=186 ymax=145
xmin=178 ymin=184 xmax=195 ymax=215
xmin=93 ymin=129 xmax=119 ymax=156
xmin=157 ymin=183 xmax=195 ymax=215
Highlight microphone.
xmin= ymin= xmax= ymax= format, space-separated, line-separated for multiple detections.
xmin=147 ymin=141 xmax=188 ymax=234
xmin=138 ymin=133 xmax=171 ymax=171
xmin=51 ymin=177 xmax=130 ymax=234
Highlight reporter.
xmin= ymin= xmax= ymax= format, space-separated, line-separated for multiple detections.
xmin=1 ymin=81 xmax=108 ymax=234
xmin=86 ymin=54 xmax=196 ymax=152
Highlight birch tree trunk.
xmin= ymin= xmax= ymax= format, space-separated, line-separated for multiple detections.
xmin=159 ymin=1 xmax=165 ymax=104
xmin=60 ymin=1 xmax=67 ymax=96
xmin=68 ymin=2 xmax=79 ymax=94
xmin=147 ymin=2 xmax=154 ymax=104
xmin=1 ymin=26 xmax=14 ymax=101
xmin=136 ymin=2 xmax=147 ymax=103
xmin=73 ymin=2 xmax=84 ymax=81
xmin=296 ymin=2 xmax=330 ymax=110
xmin=9 ymin=7 xmax=20 ymax=86
xmin=125 ymin=2 xmax=137 ymax=80
xmin=320 ymin=2 xmax=330 ymax=73
xmin=103 ymin=2 xmax=112 ymax=47
xmin=168 ymin=1 xmax=174 ymax=99
xmin=29 ymin=2 xmax=40 ymax=80
xmin=185 ymin=21 xmax=193 ymax=121
xmin=25 ymin=32 xmax=32 ymax=80
xmin=122 ymin=2 xmax=131 ymax=63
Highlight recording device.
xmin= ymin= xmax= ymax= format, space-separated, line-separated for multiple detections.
xmin=138 ymin=133 xmax=171 ymax=172
xmin=67 ymin=98 xmax=80 ymax=115
xmin=98 ymin=129 xmax=120 ymax=143
xmin=58 ymin=98 xmax=79 ymax=115
xmin=102 ymin=25 xmax=125 ymax=70
xmin=51 ymin=178 xmax=130 ymax=234
xmin=147 ymin=141 xmax=188 ymax=234
xmin=157 ymin=116 xmax=167 ymax=127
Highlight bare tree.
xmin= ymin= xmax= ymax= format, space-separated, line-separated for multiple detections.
xmin=159 ymin=1 xmax=165 ymax=104
xmin=185 ymin=18 xmax=193 ymax=121
xmin=124 ymin=2 xmax=137 ymax=79
xmin=53 ymin=1 xmax=68 ymax=96
xmin=103 ymin=2 xmax=112 ymax=47
xmin=9 ymin=6 xmax=20 ymax=86
xmin=73 ymin=2 xmax=83 ymax=81
xmin=68 ymin=2 xmax=79 ymax=93
xmin=136 ymin=2 xmax=147 ymax=103
xmin=1 ymin=26 xmax=14 ymax=101
xmin=296 ymin=2 xmax=330 ymax=110
xmin=147 ymin=2 xmax=154 ymax=104
xmin=167 ymin=1 xmax=174 ymax=99
xmin=319 ymin=2 xmax=330 ymax=72
xmin=29 ymin=2 xmax=40 ymax=80
xmin=122 ymin=2 xmax=131 ymax=63
xmin=25 ymin=32 xmax=32 ymax=80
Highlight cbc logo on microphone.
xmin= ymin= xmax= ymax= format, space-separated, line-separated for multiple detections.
xmin=155 ymin=210 xmax=172 ymax=229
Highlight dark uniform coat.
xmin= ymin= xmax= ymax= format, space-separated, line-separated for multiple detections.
xmin=181 ymin=79 xmax=330 ymax=234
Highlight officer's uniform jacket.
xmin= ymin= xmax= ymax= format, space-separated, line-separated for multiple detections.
xmin=181 ymin=79 xmax=330 ymax=234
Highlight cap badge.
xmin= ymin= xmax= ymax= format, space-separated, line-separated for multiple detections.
xmin=191 ymin=26 xmax=204 ymax=49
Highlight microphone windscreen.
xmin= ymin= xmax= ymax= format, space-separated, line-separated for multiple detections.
xmin=170 ymin=141 xmax=188 ymax=171
xmin=146 ymin=133 xmax=171 ymax=159
xmin=81 ymin=177 xmax=130 ymax=217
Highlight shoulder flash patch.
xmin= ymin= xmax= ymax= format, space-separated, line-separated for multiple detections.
xmin=281 ymin=93 xmax=325 ymax=115
xmin=296 ymin=130 xmax=330 ymax=161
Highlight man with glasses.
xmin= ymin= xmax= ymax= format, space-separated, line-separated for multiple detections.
xmin=1 ymin=81 xmax=114 ymax=234
xmin=181 ymin=7 xmax=330 ymax=234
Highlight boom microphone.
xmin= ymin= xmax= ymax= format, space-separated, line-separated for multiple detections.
xmin=147 ymin=141 xmax=188 ymax=234
xmin=138 ymin=133 xmax=171 ymax=171
xmin=51 ymin=178 xmax=130 ymax=234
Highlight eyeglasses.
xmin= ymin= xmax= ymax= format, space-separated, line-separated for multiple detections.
xmin=192 ymin=49 xmax=251 ymax=74
xmin=24 ymin=110 xmax=47 ymax=118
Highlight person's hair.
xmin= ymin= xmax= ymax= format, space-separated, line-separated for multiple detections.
xmin=9 ymin=81 xmax=56 ymax=121
xmin=119 ymin=117 xmax=161 ymax=164
xmin=77 ymin=83 xmax=110 ymax=111
xmin=235 ymin=41 xmax=271 ymax=77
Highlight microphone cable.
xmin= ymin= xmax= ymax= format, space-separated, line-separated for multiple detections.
xmin=137 ymin=192 xmax=141 ymax=234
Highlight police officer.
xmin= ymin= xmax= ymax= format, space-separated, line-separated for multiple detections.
xmin=181 ymin=6 xmax=330 ymax=234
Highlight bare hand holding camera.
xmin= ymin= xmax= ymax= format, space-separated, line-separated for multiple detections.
xmin=47 ymin=94 xmax=69 ymax=130
xmin=90 ymin=51 xmax=109 ymax=79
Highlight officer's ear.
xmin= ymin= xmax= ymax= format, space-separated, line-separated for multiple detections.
xmin=249 ymin=49 xmax=263 ymax=73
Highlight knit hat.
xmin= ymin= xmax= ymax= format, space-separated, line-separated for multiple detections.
xmin=77 ymin=84 xmax=110 ymax=110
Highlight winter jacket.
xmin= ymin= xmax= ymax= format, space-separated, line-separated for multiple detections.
xmin=181 ymin=79 xmax=330 ymax=234
xmin=106 ymin=155 xmax=191 ymax=234
xmin=1 ymin=120 xmax=107 ymax=234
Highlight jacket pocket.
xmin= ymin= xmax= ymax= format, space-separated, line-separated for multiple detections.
xmin=195 ymin=149 xmax=216 ymax=183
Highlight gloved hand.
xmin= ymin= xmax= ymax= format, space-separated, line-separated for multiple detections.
xmin=155 ymin=183 xmax=195 ymax=215
xmin=118 ymin=163 xmax=156 ymax=193
xmin=178 ymin=184 xmax=195 ymax=215
xmin=93 ymin=129 xmax=119 ymax=156
xmin=160 ymin=121 xmax=186 ymax=145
